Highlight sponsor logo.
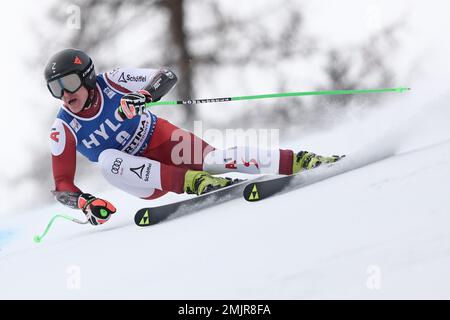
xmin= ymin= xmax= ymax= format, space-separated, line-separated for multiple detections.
xmin=81 ymin=118 xmax=122 ymax=149
xmin=50 ymin=120 xmax=66 ymax=156
xmin=80 ymin=112 xmax=152 ymax=153
xmin=163 ymin=69 xmax=175 ymax=79
xmin=182 ymin=98 xmax=231 ymax=105
xmin=82 ymin=62 xmax=94 ymax=77
xmin=50 ymin=128 xmax=60 ymax=142
xmin=111 ymin=158 xmax=123 ymax=174
xmin=70 ymin=118 xmax=82 ymax=133
xmin=118 ymin=72 xmax=127 ymax=83
xmin=73 ymin=56 xmax=82 ymax=65
xmin=225 ymin=160 xmax=237 ymax=170
xmin=144 ymin=164 xmax=152 ymax=181
xmin=130 ymin=164 xmax=144 ymax=179
xmin=123 ymin=118 xmax=149 ymax=154
xmin=242 ymin=158 xmax=259 ymax=169
xmin=103 ymin=87 xmax=116 ymax=99
xmin=118 ymin=72 xmax=147 ymax=83
xmin=109 ymin=68 xmax=120 ymax=76
xmin=139 ymin=210 xmax=150 ymax=225
xmin=224 ymin=159 xmax=259 ymax=170
xmin=130 ymin=163 xmax=152 ymax=181
xmin=247 ymin=184 xmax=260 ymax=201
xmin=152 ymin=77 xmax=162 ymax=90
xmin=51 ymin=62 xmax=56 ymax=73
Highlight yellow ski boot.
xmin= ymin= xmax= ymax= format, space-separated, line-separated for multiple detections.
xmin=293 ymin=151 xmax=344 ymax=174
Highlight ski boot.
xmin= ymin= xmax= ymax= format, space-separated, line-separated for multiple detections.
xmin=184 ymin=170 xmax=234 ymax=196
xmin=293 ymin=151 xmax=344 ymax=174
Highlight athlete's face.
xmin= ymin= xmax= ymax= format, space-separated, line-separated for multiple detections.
xmin=62 ymin=85 xmax=88 ymax=113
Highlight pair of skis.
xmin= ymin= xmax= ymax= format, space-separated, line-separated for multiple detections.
xmin=134 ymin=153 xmax=373 ymax=227
xmin=134 ymin=177 xmax=261 ymax=227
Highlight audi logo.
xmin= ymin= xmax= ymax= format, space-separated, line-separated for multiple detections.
xmin=111 ymin=158 xmax=123 ymax=174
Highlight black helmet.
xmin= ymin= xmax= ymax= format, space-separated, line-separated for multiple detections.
xmin=44 ymin=48 xmax=96 ymax=98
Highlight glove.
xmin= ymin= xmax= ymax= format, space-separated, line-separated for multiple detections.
xmin=78 ymin=193 xmax=117 ymax=226
xmin=118 ymin=89 xmax=152 ymax=120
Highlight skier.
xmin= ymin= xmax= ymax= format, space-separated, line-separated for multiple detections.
xmin=46 ymin=48 xmax=341 ymax=225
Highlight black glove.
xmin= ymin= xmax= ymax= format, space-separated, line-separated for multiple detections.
xmin=77 ymin=193 xmax=117 ymax=226
xmin=118 ymin=89 xmax=152 ymax=120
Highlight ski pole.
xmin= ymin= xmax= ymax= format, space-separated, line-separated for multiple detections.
xmin=143 ymin=87 xmax=411 ymax=108
xmin=33 ymin=214 xmax=88 ymax=243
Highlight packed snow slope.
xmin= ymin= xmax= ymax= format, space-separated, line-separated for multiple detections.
xmin=1 ymin=90 xmax=450 ymax=299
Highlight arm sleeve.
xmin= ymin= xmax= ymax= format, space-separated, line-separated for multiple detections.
xmin=49 ymin=119 xmax=82 ymax=208
xmin=104 ymin=67 xmax=177 ymax=100
xmin=104 ymin=67 xmax=160 ymax=93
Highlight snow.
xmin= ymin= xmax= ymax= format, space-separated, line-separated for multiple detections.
xmin=1 ymin=88 xmax=450 ymax=299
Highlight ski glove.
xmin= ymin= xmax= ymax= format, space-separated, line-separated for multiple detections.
xmin=78 ymin=193 xmax=117 ymax=226
xmin=118 ymin=89 xmax=152 ymax=120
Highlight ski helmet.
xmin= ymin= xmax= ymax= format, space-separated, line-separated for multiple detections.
xmin=44 ymin=48 xmax=96 ymax=98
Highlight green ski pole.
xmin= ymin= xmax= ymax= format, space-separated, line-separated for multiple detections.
xmin=34 ymin=214 xmax=88 ymax=243
xmin=143 ymin=87 xmax=411 ymax=108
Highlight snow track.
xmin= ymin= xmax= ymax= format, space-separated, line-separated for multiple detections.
xmin=1 ymin=101 xmax=450 ymax=299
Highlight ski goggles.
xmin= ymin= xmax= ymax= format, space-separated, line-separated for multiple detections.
xmin=47 ymin=73 xmax=83 ymax=99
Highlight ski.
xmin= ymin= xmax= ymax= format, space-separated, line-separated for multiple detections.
xmin=243 ymin=149 xmax=395 ymax=202
xmin=134 ymin=177 xmax=264 ymax=227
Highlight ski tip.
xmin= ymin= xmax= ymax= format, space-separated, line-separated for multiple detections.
xmin=135 ymin=209 xmax=152 ymax=227
xmin=244 ymin=183 xmax=262 ymax=202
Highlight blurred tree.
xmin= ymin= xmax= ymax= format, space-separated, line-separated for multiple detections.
xmin=42 ymin=0 xmax=313 ymax=126
xmin=321 ymin=21 xmax=402 ymax=106
xmin=309 ymin=21 xmax=403 ymax=132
